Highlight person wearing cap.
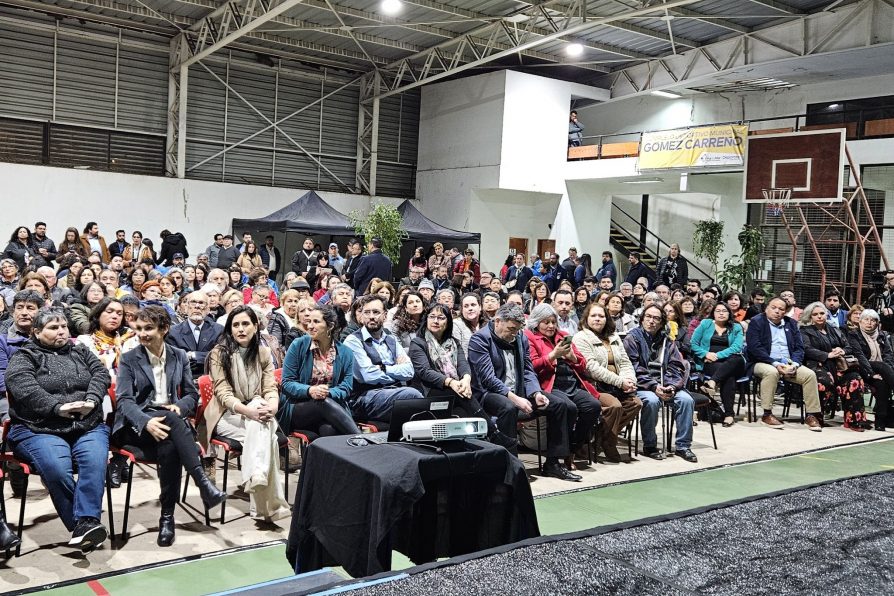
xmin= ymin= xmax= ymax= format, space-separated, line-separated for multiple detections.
xmin=290 ymin=278 xmax=312 ymax=301
xmin=327 ymin=243 xmax=345 ymax=275
xmin=453 ymin=248 xmax=481 ymax=284
xmin=417 ymin=278 xmax=435 ymax=305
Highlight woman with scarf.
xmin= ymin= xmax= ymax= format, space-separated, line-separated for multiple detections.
xmin=278 ymin=304 xmax=359 ymax=438
xmin=525 ymin=303 xmax=600 ymax=470
xmin=114 ymin=306 xmax=225 ymax=546
xmin=799 ymin=302 xmax=869 ymax=431
xmin=203 ymin=305 xmax=289 ymax=522
xmin=848 ymin=309 xmax=893 ymax=431
xmin=452 ymin=292 xmax=487 ymax=353
xmin=605 ymin=293 xmax=634 ymax=336
xmin=409 ymin=303 xmax=516 ymax=451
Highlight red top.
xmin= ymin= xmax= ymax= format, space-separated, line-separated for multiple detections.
xmin=524 ymin=328 xmax=600 ymax=399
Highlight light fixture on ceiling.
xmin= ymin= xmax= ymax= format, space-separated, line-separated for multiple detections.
xmin=651 ymin=90 xmax=682 ymax=99
xmin=566 ymin=43 xmax=584 ymax=57
xmin=621 ymin=177 xmax=664 ymax=184
xmin=827 ymin=103 xmax=840 ymax=109
xmin=381 ymin=0 xmax=402 ymax=15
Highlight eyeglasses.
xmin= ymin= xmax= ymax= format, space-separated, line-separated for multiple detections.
xmin=427 ymin=314 xmax=448 ymax=322
xmin=642 ymin=314 xmax=662 ymax=322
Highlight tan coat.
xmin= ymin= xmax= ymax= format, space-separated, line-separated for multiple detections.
xmin=572 ymin=329 xmax=636 ymax=389
xmin=80 ymin=233 xmax=111 ymax=263
xmin=198 ymin=345 xmax=279 ymax=450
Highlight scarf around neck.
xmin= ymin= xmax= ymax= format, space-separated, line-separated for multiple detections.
xmin=424 ymin=329 xmax=458 ymax=379
xmin=231 ymin=346 xmax=263 ymax=403
xmin=861 ymin=327 xmax=882 ymax=362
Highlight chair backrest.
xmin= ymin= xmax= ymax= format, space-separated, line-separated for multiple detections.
xmin=274 ymin=368 xmax=282 ymax=390
xmin=196 ymin=374 xmax=213 ymax=421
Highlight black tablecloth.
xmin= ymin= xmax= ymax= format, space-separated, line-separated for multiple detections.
xmin=285 ymin=436 xmax=539 ymax=578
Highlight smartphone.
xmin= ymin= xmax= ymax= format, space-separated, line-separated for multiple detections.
xmin=561 ymin=336 xmax=573 ymax=346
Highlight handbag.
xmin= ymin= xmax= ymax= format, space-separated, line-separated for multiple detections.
xmin=835 ymin=355 xmax=859 ymax=372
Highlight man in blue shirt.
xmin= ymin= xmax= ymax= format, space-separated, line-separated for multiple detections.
xmin=746 ymin=296 xmax=822 ymax=430
xmin=343 ymin=295 xmax=422 ymax=421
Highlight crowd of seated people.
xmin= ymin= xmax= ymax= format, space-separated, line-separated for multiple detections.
xmin=1 ymin=223 xmax=892 ymax=556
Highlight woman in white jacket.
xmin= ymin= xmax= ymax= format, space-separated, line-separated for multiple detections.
xmin=572 ymin=303 xmax=642 ymax=462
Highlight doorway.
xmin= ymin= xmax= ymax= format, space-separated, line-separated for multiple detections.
xmin=509 ymin=237 xmax=528 ymax=261
xmin=537 ymin=239 xmax=556 ymax=261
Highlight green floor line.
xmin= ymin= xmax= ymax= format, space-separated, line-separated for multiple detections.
xmin=36 ymin=439 xmax=894 ymax=595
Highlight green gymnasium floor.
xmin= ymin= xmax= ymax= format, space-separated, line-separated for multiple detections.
xmin=31 ymin=438 xmax=894 ymax=596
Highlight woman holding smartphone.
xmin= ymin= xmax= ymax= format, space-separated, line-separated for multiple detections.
xmin=524 ymin=303 xmax=600 ymax=473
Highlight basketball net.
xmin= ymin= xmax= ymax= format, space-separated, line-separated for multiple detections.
xmin=762 ymin=188 xmax=792 ymax=217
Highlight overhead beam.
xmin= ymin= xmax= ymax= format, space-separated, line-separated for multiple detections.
xmin=183 ymin=0 xmax=308 ymax=67
xmin=370 ymin=0 xmax=703 ymax=101
xmin=667 ymin=7 xmax=752 ymax=34
xmin=744 ymin=0 xmax=806 ymax=14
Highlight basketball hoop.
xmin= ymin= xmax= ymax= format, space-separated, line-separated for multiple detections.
xmin=762 ymin=188 xmax=792 ymax=217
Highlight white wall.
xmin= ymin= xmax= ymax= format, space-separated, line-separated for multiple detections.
xmin=0 ymin=162 xmax=390 ymax=261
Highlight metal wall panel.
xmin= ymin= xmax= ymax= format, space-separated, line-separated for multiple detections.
xmin=0 ymin=22 xmax=55 ymax=120
xmin=117 ymin=46 xmax=169 ymax=134
xmin=55 ymin=36 xmax=117 ymax=128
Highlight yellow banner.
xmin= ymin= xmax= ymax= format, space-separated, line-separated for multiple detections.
xmin=638 ymin=124 xmax=747 ymax=169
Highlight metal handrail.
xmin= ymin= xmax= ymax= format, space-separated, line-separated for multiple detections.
xmin=610 ymin=203 xmax=714 ymax=282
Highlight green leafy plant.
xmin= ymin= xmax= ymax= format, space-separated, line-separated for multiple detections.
xmin=692 ymin=220 xmax=725 ymax=278
xmin=349 ymin=202 xmax=408 ymax=263
xmin=716 ymin=225 xmax=765 ymax=292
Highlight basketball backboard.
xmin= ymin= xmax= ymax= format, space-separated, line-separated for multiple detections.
xmin=743 ymin=129 xmax=846 ymax=203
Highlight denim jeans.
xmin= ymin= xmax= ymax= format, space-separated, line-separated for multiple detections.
xmin=637 ymin=389 xmax=694 ymax=451
xmin=353 ymin=387 xmax=423 ymax=422
xmin=7 ymin=423 xmax=109 ymax=531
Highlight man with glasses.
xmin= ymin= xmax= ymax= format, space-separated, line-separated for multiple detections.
xmin=467 ymin=303 xmax=578 ymax=480
xmin=398 ymin=266 xmax=425 ymax=292
xmin=343 ymin=295 xmax=422 ymax=421
xmin=623 ymin=304 xmax=698 ymax=462
xmin=165 ymin=292 xmax=224 ymax=378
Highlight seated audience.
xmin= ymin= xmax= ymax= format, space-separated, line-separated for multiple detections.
xmin=572 ymin=303 xmax=642 ymax=462
xmin=279 ymin=304 xmax=359 ymax=438
xmin=468 ymin=303 xmax=579 ymax=481
xmin=453 ymin=292 xmax=486 ymax=353
xmin=744 ymin=287 xmax=767 ymax=320
xmin=385 ymin=289 xmax=425 ymax=350
xmin=573 ymin=287 xmax=590 ymax=319
xmin=343 ymin=295 xmax=422 ymax=422
xmin=846 ymin=304 xmax=864 ymax=331
xmin=203 ymin=305 xmax=289 ymax=521
xmin=799 ymin=302 xmax=868 ymax=430
xmin=552 ymin=289 xmax=579 ymax=336
xmin=68 ymin=281 xmax=108 ymax=335
xmin=823 ymin=290 xmax=848 ymax=328
xmin=746 ymin=296 xmax=823 ymax=431
xmin=848 ymin=309 xmax=893 ymax=431
xmin=165 ymin=292 xmax=224 ymax=378
xmin=482 ymin=291 xmax=501 ymax=319
xmin=268 ymin=288 xmax=302 ymax=348
xmin=114 ymin=305 xmax=225 ymax=545
xmin=525 ymin=304 xmax=599 ymax=471
xmin=623 ymin=304 xmax=698 ymax=462
xmin=606 ymin=293 xmax=634 ymax=336
xmin=6 ymin=307 xmax=111 ymax=551
xmin=690 ymin=301 xmax=745 ymax=427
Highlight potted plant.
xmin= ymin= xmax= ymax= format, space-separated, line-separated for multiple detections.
xmin=349 ymin=202 xmax=408 ymax=263
xmin=692 ymin=219 xmax=725 ymax=278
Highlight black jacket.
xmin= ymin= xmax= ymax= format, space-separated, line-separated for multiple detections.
xmin=108 ymin=239 xmax=130 ymax=259
xmin=158 ymin=232 xmax=189 ymax=266
xmin=113 ymin=344 xmax=198 ymax=436
xmin=848 ymin=328 xmax=894 ymax=380
xmin=624 ymin=261 xmax=656 ymax=289
xmin=343 ymin=254 xmax=364 ymax=287
xmin=408 ymin=335 xmax=471 ymax=396
xmin=800 ymin=324 xmax=854 ymax=375
xmin=165 ymin=319 xmax=225 ymax=377
xmin=352 ymin=250 xmax=393 ymax=295
xmin=7 ymin=339 xmax=110 ymax=435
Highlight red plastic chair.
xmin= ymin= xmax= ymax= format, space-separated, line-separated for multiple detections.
xmin=0 ymin=418 xmax=31 ymax=557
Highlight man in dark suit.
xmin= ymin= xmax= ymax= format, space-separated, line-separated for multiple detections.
xmin=746 ymin=295 xmax=823 ymax=431
xmin=502 ymin=253 xmax=534 ymax=293
xmin=624 ymin=252 xmax=656 ymax=290
xmin=342 ymin=238 xmax=364 ymax=289
xmin=165 ymin=292 xmax=224 ymax=378
xmin=351 ymin=237 xmax=392 ymax=296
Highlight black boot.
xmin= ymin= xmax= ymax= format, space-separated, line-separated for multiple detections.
xmin=107 ymin=454 xmax=127 ymax=488
xmin=0 ymin=511 xmax=20 ymax=551
xmin=489 ymin=430 xmax=519 ymax=455
xmin=191 ymin=467 xmax=226 ymax=509
xmin=157 ymin=510 xmax=175 ymax=547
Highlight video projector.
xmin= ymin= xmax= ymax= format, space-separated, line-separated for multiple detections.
xmin=402 ymin=417 xmax=488 ymax=442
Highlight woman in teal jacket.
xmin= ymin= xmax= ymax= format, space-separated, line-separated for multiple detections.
xmin=690 ymin=301 xmax=745 ymax=427
xmin=277 ymin=304 xmax=359 ymax=436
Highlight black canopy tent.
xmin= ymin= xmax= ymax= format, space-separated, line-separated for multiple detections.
xmin=231 ymin=190 xmax=355 ymax=236
xmin=397 ymin=200 xmax=481 ymax=243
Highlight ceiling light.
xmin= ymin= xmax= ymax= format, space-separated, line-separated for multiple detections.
xmin=566 ymin=43 xmax=584 ymax=57
xmin=651 ymin=90 xmax=682 ymax=99
xmin=621 ymin=177 xmax=664 ymax=184
xmin=827 ymin=103 xmax=840 ymax=109
xmin=381 ymin=0 xmax=402 ymax=15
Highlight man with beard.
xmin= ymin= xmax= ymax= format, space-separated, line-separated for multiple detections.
xmin=291 ymin=237 xmax=318 ymax=278
xmin=343 ymin=295 xmax=422 ymax=421
xmin=32 ymin=221 xmax=57 ymax=265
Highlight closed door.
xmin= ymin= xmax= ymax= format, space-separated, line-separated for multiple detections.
xmin=537 ymin=239 xmax=556 ymax=260
xmin=509 ymin=237 xmax=528 ymax=260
